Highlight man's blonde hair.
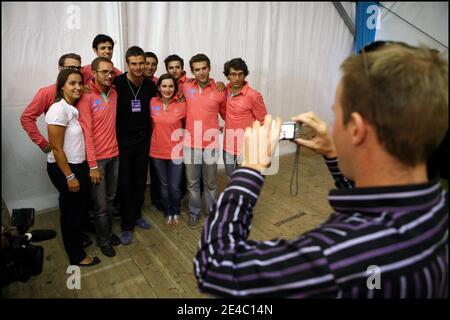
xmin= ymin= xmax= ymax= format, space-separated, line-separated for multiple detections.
xmin=340 ymin=43 xmax=448 ymax=166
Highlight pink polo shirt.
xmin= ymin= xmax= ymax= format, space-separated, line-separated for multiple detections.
xmin=150 ymin=96 xmax=186 ymax=160
xmin=224 ymin=82 xmax=267 ymax=155
xmin=20 ymin=84 xmax=57 ymax=149
xmin=177 ymin=72 xmax=188 ymax=96
xmin=81 ymin=64 xmax=122 ymax=84
xmin=78 ymin=80 xmax=119 ymax=168
xmin=183 ymin=78 xmax=226 ymax=150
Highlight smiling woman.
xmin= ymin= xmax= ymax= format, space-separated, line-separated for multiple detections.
xmin=45 ymin=69 xmax=100 ymax=267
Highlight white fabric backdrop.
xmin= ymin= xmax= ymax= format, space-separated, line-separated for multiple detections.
xmin=1 ymin=2 xmax=124 ymax=212
xmin=1 ymin=2 xmax=353 ymax=213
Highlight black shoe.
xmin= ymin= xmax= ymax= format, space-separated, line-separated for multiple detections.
xmin=78 ymin=256 xmax=101 ymax=267
xmin=111 ymin=233 xmax=121 ymax=246
xmin=188 ymin=215 xmax=199 ymax=229
xmin=100 ymin=245 xmax=116 ymax=257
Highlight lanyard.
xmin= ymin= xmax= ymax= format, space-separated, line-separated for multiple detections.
xmin=127 ymin=77 xmax=143 ymax=100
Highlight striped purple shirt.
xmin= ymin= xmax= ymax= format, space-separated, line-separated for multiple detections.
xmin=194 ymin=158 xmax=448 ymax=298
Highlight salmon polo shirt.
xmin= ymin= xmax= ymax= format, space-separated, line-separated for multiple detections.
xmin=149 ymin=96 xmax=186 ymax=160
xmin=20 ymin=84 xmax=57 ymax=149
xmin=78 ymin=80 xmax=119 ymax=168
xmin=177 ymin=72 xmax=188 ymax=96
xmin=183 ymin=78 xmax=226 ymax=150
xmin=224 ymin=82 xmax=267 ymax=155
xmin=81 ymin=64 xmax=122 ymax=84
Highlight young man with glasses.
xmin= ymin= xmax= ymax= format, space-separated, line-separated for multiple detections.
xmin=113 ymin=46 xmax=158 ymax=245
xmin=195 ymin=43 xmax=448 ymax=298
xmin=81 ymin=34 xmax=122 ymax=84
xmin=78 ymin=57 xmax=121 ymax=258
xmin=222 ymin=58 xmax=267 ymax=179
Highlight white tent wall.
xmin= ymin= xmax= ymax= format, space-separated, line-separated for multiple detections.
xmin=1 ymin=2 xmax=124 ymax=213
xmin=126 ymin=2 xmax=353 ymax=127
xmin=2 ymin=2 xmax=353 ymax=214
xmin=376 ymin=2 xmax=448 ymax=51
xmin=125 ymin=1 xmax=353 ymax=168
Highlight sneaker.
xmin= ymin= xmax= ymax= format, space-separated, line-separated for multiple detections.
xmin=165 ymin=216 xmax=173 ymax=226
xmin=111 ymin=233 xmax=121 ymax=246
xmin=173 ymin=215 xmax=181 ymax=226
xmin=100 ymin=245 xmax=116 ymax=257
xmin=120 ymin=230 xmax=133 ymax=245
xmin=135 ymin=218 xmax=151 ymax=229
xmin=188 ymin=215 xmax=199 ymax=229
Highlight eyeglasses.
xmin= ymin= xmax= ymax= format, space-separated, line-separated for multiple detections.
xmin=63 ymin=65 xmax=82 ymax=71
xmin=228 ymin=72 xmax=245 ymax=78
xmin=94 ymin=70 xmax=115 ymax=77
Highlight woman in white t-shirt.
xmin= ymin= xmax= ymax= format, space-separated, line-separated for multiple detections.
xmin=45 ymin=68 xmax=100 ymax=267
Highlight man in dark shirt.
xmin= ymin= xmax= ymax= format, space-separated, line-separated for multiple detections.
xmin=113 ymin=46 xmax=157 ymax=245
xmin=194 ymin=43 xmax=448 ymax=298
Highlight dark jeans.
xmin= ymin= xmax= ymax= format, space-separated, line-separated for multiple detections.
xmin=90 ymin=157 xmax=119 ymax=247
xmin=118 ymin=143 xmax=149 ymax=231
xmin=47 ymin=162 xmax=89 ymax=265
xmin=152 ymin=158 xmax=184 ymax=217
xmin=149 ymin=156 xmax=161 ymax=206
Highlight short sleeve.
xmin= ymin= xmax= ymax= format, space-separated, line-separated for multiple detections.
xmin=45 ymin=101 xmax=69 ymax=127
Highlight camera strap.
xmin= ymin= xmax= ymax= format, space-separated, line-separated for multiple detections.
xmin=290 ymin=145 xmax=301 ymax=196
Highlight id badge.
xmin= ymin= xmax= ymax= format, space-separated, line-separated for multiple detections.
xmin=131 ymin=100 xmax=141 ymax=112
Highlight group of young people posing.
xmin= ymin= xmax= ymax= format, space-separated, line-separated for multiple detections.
xmin=20 ymin=34 xmax=267 ymax=267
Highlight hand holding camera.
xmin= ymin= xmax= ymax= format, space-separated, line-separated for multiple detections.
xmin=289 ymin=112 xmax=337 ymax=158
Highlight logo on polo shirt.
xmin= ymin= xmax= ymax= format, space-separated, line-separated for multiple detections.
xmin=92 ymin=99 xmax=105 ymax=112
xmin=152 ymin=105 xmax=161 ymax=116
xmin=188 ymin=88 xmax=197 ymax=99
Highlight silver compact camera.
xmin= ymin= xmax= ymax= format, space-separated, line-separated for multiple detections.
xmin=280 ymin=122 xmax=301 ymax=140
xmin=280 ymin=122 xmax=315 ymax=141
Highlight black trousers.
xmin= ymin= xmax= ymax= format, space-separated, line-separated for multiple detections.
xmin=47 ymin=162 xmax=89 ymax=265
xmin=119 ymin=142 xmax=149 ymax=231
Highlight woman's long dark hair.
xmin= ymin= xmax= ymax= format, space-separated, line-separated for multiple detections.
xmin=54 ymin=69 xmax=84 ymax=103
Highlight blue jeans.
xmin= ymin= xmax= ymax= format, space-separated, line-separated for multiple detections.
xmin=183 ymin=147 xmax=218 ymax=217
xmin=152 ymin=158 xmax=184 ymax=217
xmin=89 ymin=156 xmax=119 ymax=247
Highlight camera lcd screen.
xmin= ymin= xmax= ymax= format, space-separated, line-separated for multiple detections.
xmin=280 ymin=123 xmax=295 ymax=140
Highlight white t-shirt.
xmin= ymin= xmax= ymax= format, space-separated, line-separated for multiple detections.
xmin=45 ymin=99 xmax=86 ymax=164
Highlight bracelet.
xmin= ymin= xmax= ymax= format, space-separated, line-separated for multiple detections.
xmin=66 ymin=173 xmax=75 ymax=181
xmin=90 ymin=166 xmax=98 ymax=170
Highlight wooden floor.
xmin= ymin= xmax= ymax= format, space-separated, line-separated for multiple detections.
xmin=2 ymin=149 xmax=336 ymax=298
